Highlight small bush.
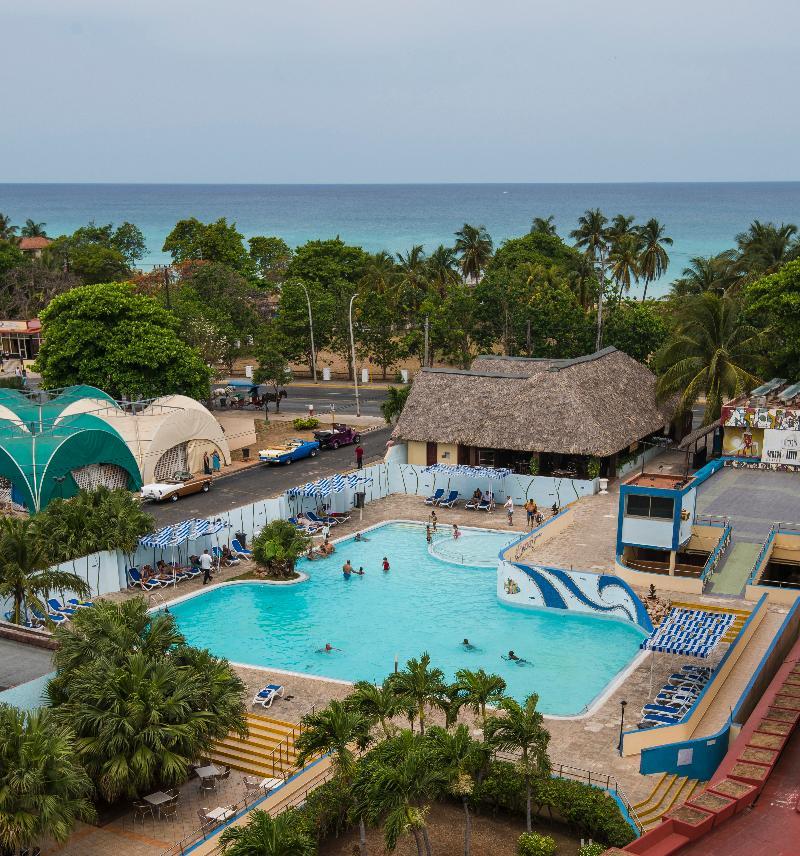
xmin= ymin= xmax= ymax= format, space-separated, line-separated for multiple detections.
xmin=293 ymin=417 xmax=320 ymax=430
xmin=578 ymin=843 xmax=605 ymax=856
xmin=518 ymin=831 xmax=557 ymax=856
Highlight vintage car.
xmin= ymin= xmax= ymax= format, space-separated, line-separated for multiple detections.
xmin=313 ymin=423 xmax=361 ymax=450
xmin=258 ymin=438 xmax=320 ymax=465
xmin=140 ymin=472 xmax=212 ymax=502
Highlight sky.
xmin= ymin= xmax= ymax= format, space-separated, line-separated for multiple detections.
xmin=1 ymin=0 xmax=798 ymax=183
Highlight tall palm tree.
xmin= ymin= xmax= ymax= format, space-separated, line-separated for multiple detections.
xmin=608 ymin=234 xmax=641 ymax=305
xmin=655 ymin=292 xmax=766 ymax=424
xmin=0 ymin=213 xmax=18 ymax=241
xmin=396 ymin=245 xmax=429 ymax=314
xmin=220 ymin=809 xmax=314 ymax=855
xmin=570 ymin=209 xmax=610 ymax=350
xmin=454 ymin=224 xmax=493 ymax=284
xmin=426 ymin=245 xmax=459 ymax=293
xmin=21 ymin=219 xmax=48 ymax=238
xmin=530 ymin=216 xmax=557 ymax=236
xmin=606 ymin=214 xmax=637 ymax=245
xmin=736 ymin=219 xmax=799 ymax=275
xmin=0 ymin=517 xmax=91 ymax=625
xmin=381 ymin=384 xmax=411 ymax=424
xmin=295 ymin=700 xmax=373 ymax=856
xmin=0 ymin=706 xmax=95 ymax=853
xmin=637 ymin=218 xmax=673 ymax=300
xmin=567 ymin=253 xmax=598 ymax=310
xmin=387 ymin=652 xmax=446 ymax=735
xmin=484 ymin=694 xmax=551 ymax=832
xmin=347 ymin=680 xmax=403 ymax=737
xmin=362 ymin=250 xmax=398 ymax=294
xmin=426 ymin=724 xmax=490 ymax=856
xmin=669 ymin=250 xmax=743 ymax=298
xmin=455 ymin=668 xmax=507 ymax=724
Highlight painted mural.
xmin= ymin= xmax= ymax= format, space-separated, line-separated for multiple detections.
xmin=722 ymin=405 xmax=800 ymax=431
xmin=722 ymin=427 xmax=763 ymax=458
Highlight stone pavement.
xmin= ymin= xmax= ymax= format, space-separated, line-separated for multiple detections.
xmin=0 ymin=637 xmax=53 ymax=690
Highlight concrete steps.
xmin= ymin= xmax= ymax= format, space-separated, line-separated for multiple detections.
xmin=671 ymin=600 xmax=750 ymax=643
xmin=634 ymin=773 xmax=704 ymax=831
xmin=209 ymin=713 xmax=300 ymax=780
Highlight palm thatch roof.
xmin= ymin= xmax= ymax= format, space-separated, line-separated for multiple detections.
xmin=393 ymin=347 xmax=673 ymax=457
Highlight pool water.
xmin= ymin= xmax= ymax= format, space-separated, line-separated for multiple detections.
xmin=170 ymin=523 xmax=646 ymax=715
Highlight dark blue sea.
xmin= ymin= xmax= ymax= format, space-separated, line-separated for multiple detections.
xmin=2 ymin=182 xmax=799 ymax=296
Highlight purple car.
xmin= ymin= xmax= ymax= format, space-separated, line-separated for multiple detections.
xmin=313 ymin=423 xmax=361 ymax=450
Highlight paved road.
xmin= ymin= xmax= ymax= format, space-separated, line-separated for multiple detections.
xmin=149 ymin=425 xmax=393 ymax=525
xmin=215 ymin=384 xmax=391 ymax=418
xmin=0 ymin=639 xmax=53 ymax=690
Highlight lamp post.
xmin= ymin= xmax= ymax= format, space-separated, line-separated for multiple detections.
xmin=299 ymin=283 xmax=317 ymax=383
xmin=53 ymin=475 xmax=67 ymax=500
xmin=348 ymin=294 xmax=361 ymax=418
xmin=618 ymin=699 xmax=628 ymax=754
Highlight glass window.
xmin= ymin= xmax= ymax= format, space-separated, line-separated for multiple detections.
xmin=650 ymin=497 xmax=675 ymax=519
xmin=626 ymin=494 xmax=651 ymax=517
xmin=625 ymin=493 xmax=675 ymax=520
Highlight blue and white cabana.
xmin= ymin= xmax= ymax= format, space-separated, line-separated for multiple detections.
xmin=421 ymin=464 xmax=511 ymax=502
xmin=286 ymin=473 xmax=375 ymax=515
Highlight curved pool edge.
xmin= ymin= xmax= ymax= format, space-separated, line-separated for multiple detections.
xmin=153 ymin=572 xmax=310 ymax=611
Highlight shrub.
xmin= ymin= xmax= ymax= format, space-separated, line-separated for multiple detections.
xmin=251 ymin=519 xmax=310 ymax=578
xmin=578 ymin=844 xmax=606 ymax=856
xmin=0 ymin=376 xmax=23 ymax=389
xmin=518 ymin=831 xmax=557 ymax=856
xmin=293 ymin=417 xmax=320 ymax=430
xmin=473 ymin=760 xmax=525 ymax=813
xmin=586 ymin=457 xmax=601 ymax=479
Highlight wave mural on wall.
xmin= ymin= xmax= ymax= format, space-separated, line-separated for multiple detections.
xmin=498 ymin=559 xmax=653 ymax=632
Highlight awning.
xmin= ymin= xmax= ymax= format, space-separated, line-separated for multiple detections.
xmin=140 ymin=517 xmax=226 ymax=546
xmin=677 ymin=419 xmax=721 ymax=451
xmin=640 ymin=608 xmax=735 ymax=658
xmin=139 ymin=525 xmax=179 ymax=548
xmin=421 ymin=464 xmax=511 ymax=479
xmin=286 ymin=473 xmax=374 ymax=498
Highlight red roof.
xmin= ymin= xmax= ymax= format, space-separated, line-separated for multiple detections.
xmin=18 ymin=237 xmax=51 ymax=250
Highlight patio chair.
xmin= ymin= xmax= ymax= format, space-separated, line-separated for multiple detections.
xmin=66 ymin=598 xmax=94 ymax=609
xmin=47 ymin=598 xmax=77 ymax=617
xmin=197 ymin=808 xmax=214 ymax=827
xmin=31 ymin=608 xmax=68 ymax=625
xmin=287 ymin=517 xmax=321 ymax=535
xmin=231 ymin=538 xmax=253 ymax=557
xmin=424 ymin=488 xmax=445 ymax=505
xmin=199 ymin=776 xmax=217 ymax=794
xmin=640 ymin=710 xmax=684 ymax=726
xmin=252 ymin=683 xmax=285 ymax=708
xmin=306 ymin=511 xmax=338 ymax=525
xmin=133 ymin=800 xmax=155 ymax=825
xmin=216 ymin=766 xmax=231 ymax=782
xmin=4 ymin=611 xmax=40 ymax=628
xmin=160 ymin=800 xmax=178 ymax=822
xmin=438 ymin=491 xmax=459 ymax=508
xmin=128 ymin=568 xmax=162 ymax=591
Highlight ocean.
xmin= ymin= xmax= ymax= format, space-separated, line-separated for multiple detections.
xmin=1 ymin=182 xmax=799 ymax=297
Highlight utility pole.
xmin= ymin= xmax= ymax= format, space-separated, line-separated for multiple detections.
xmin=163 ymin=266 xmax=172 ymax=310
xmin=299 ymin=283 xmax=317 ymax=382
xmin=349 ymin=294 xmax=361 ymax=417
xmin=423 ymin=315 xmax=430 ymax=368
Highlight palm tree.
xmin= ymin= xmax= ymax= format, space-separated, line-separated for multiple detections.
xmin=348 ymin=680 xmax=403 ymax=737
xmin=454 ymin=224 xmax=493 ymax=284
xmin=0 ymin=213 xmax=18 ymax=241
xmin=396 ymin=245 xmax=429 ymax=314
xmin=0 ymin=706 xmax=95 ymax=853
xmin=530 ymin=216 xmax=557 ymax=236
xmin=220 ymin=808 xmax=315 ymax=855
xmin=388 ymin=652 xmax=446 ymax=735
xmin=362 ymin=250 xmax=398 ymax=294
xmin=251 ymin=519 xmax=311 ymax=578
xmin=608 ymin=234 xmax=641 ymax=305
xmin=426 ymin=724 xmax=490 ymax=856
xmin=669 ymin=250 xmax=744 ymax=298
xmin=21 ymin=219 xmax=48 ymax=238
xmin=567 ymin=253 xmax=598 ymax=310
xmin=606 ymin=214 xmax=637 ymax=245
xmin=0 ymin=517 xmax=91 ymax=625
xmin=295 ymin=700 xmax=373 ymax=856
xmin=426 ymin=245 xmax=459 ymax=292
xmin=637 ymin=218 xmax=673 ymax=301
xmin=455 ymin=668 xmax=507 ymax=724
xmin=570 ymin=209 xmax=610 ymax=350
xmin=484 ymin=694 xmax=551 ymax=832
xmin=381 ymin=384 xmax=411 ymax=424
xmin=655 ymin=292 xmax=766 ymax=424
xmin=736 ymin=219 xmax=799 ymax=275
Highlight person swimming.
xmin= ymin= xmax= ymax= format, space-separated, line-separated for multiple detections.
xmin=426 ymin=525 xmax=432 ymax=543
xmin=503 ymin=650 xmax=531 ymax=665
xmin=382 ymin=557 xmax=390 ymax=572
xmin=355 ymin=566 xmax=365 ymax=575
xmin=462 ymin=638 xmax=476 ymax=650
xmin=354 ymin=532 xmax=370 ymax=542
xmin=342 ymin=560 xmax=353 ymax=578
xmin=317 ymin=643 xmax=341 ymax=653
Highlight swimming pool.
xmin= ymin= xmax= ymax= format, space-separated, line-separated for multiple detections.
xmin=169 ymin=522 xmax=646 ymax=715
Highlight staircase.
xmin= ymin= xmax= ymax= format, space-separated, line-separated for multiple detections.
xmin=633 ymin=773 xmax=704 ymax=831
xmin=209 ymin=713 xmax=301 ymax=780
xmin=672 ymin=600 xmax=750 ymax=643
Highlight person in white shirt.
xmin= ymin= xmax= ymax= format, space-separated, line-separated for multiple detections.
xmin=504 ymin=497 xmax=514 ymax=526
xmin=200 ymin=549 xmax=214 ymax=585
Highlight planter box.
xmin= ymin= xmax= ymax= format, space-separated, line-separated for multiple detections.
xmin=748 ymin=731 xmax=787 ymax=752
xmin=709 ymin=777 xmax=760 ymax=812
xmin=765 ymin=706 xmax=800 ymax=725
xmin=778 ymin=682 xmax=800 ymax=697
xmin=730 ymin=761 xmax=771 ymax=789
xmin=739 ymin=746 xmax=779 ymax=766
xmin=757 ymin=719 xmax=792 ymax=736
xmin=773 ymin=694 xmax=800 ymax=711
xmin=686 ymin=790 xmax=737 ymax=826
xmin=666 ymin=805 xmax=715 ymax=839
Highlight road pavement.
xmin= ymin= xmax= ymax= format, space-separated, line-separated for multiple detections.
xmin=261 ymin=384 xmax=389 ymax=417
xmin=149 ymin=425 xmax=393 ymax=525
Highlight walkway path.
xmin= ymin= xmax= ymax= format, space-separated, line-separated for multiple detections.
xmin=706 ymin=540 xmax=761 ymax=596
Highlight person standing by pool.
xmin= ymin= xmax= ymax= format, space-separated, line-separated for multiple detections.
xmin=382 ymin=557 xmax=390 ymax=572
xmin=504 ymin=497 xmax=514 ymax=526
xmin=524 ymin=499 xmax=537 ymax=528
xmin=200 ymin=549 xmax=214 ymax=585
xmin=355 ymin=443 xmax=364 ymax=469
xmin=429 ymin=510 xmax=438 ymax=531
xmin=322 ymin=522 xmax=331 ymax=541
xmin=452 ymin=524 xmax=461 ymax=539
xmin=342 ymin=560 xmax=353 ymax=578
xmin=426 ymin=525 xmax=432 ymax=543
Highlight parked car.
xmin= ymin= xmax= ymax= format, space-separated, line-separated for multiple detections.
xmin=258 ymin=438 xmax=320 ymax=465
xmin=313 ymin=423 xmax=361 ymax=450
xmin=141 ymin=472 xmax=212 ymax=502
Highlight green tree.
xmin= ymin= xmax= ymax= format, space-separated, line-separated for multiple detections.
xmin=0 ymin=705 xmax=95 ymax=853
xmin=426 ymin=245 xmax=459 ymax=291
xmin=163 ymin=217 xmax=254 ymax=275
xmin=603 ymin=300 xmax=668 ymax=363
xmin=251 ymin=520 xmax=310 ymax=578
xmin=249 ymin=235 xmax=293 ymax=282
xmin=0 ymin=263 xmax=80 ymax=318
xmin=0 ymin=213 xmax=18 ymax=240
xmin=455 ymin=668 xmax=507 ymax=724
xmin=669 ymin=251 xmax=743 ymax=298
xmin=530 ymin=216 xmax=558 ymax=236
xmin=254 ymin=334 xmax=293 ymax=412
xmin=455 ymin=224 xmax=493 ymax=284
xmin=21 ymin=219 xmax=48 ymax=238
xmin=637 ymin=218 xmax=672 ymax=301
xmin=736 ymin=219 xmax=799 ymax=275
xmin=381 ymin=384 xmax=412 ymax=423
xmin=745 ymin=259 xmax=800 ymax=377
xmin=69 ymin=243 xmax=131 ymax=283
xmin=608 ymin=233 xmax=641 ymax=304
xmin=655 ymin=292 xmax=765 ymax=424
xmin=387 ymin=652 xmax=446 ymax=735
xmin=570 ymin=209 xmax=610 ymax=350
xmin=485 ymin=694 xmax=551 ymax=832
xmin=0 ymin=240 xmax=25 ymax=277
xmin=274 ymin=277 xmax=337 ymax=370
xmin=110 ymin=222 xmax=147 ymax=265
xmin=0 ymin=517 xmax=91 ymax=626
xmin=356 ymin=285 xmax=405 ymax=379
xmin=220 ymin=809 xmax=315 ymax=855
xmin=347 ymin=680 xmax=404 ymax=737
xmin=35 ymin=281 xmax=212 ymax=399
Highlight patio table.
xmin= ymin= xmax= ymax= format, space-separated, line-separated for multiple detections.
xmin=258 ymin=777 xmax=283 ymax=792
xmin=195 ymin=765 xmax=221 ymax=779
xmin=205 ymin=806 xmax=236 ymax=822
xmin=143 ymin=791 xmax=175 ymax=817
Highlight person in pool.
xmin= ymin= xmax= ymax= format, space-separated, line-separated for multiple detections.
xmin=342 ymin=560 xmax=353 ymax=577
xmin=462 ymin=638 xmax=476 ymax=650
xmin=317 ymin=643 xmax=341 ymax=653
xmin=354 ymin=566 xmax=365 ymax=575
xmin=503 ymin=650 xmax=531 ymax=664
xmin=452 ymin=523 xmax=461 ymax=539
xmin=382 ymin=557 xmax=390 ymax=572
xmin=354 ymin=532 xmax=370 ymax=542
xmin=426 ymin=525 xmax=432 ymax=543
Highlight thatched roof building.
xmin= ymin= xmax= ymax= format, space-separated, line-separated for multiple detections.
xmin=394 ymin=348 xmax=674 ymax=461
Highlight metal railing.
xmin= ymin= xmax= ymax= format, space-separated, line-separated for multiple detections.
xmin=748 ymin=525 xmax=777 ymax=585
xmin=694 ymin=513 xmax=730 ymax=529
xmin=701 ymin=522 xmax=732 ymax=587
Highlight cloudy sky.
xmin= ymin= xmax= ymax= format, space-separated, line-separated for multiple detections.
xmin=1 ymin=0 xmax=797 ymax=182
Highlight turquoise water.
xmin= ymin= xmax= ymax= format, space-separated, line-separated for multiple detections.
xmin=2 ymin=182 xmax=800 ymax=295
xmin=169 ymin=523 xmax=646 ymax=715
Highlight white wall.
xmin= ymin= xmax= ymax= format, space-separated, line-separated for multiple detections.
xmin=621 ymin=515 xmax=674 ymax=549
xmin=679 ymin=488 xmax=697 ymax=546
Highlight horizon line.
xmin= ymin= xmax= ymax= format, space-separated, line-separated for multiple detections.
xmin=2 ymin=179 xmax=800 ymax=187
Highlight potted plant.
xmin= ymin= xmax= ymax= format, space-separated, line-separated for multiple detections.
xmin=707 ymin=777 xmax=759 ymax=813
xmin=665 ymin=805 xmax=715 ymax=839
xmin=686 ymin=789 xmax=737 ymax=826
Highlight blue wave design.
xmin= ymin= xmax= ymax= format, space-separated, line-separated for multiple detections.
xmin=539 ymin=566 xmax=635 ymax=622
xmin=597 ymin=575 xmax=653 ymax=632
xmin=515 ymin=566 xmax=567 ymax=609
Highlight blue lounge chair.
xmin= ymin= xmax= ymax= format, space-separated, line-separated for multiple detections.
xmin=642 ymin=702 xmax=689 ymax=717
xmin=231 ymin=538 xmax=252 ymax=558
xmin=128 ymin=568 xmax=162 ymax=590
xmin=640 ymin=711 xmax=683 ymax=726
xmin=66 ymin=598 xmax=94 ymax=609
xmin=424 ymin=489 xmax=445 ymax=506
xmin=306 ymin=511 xmax=338 ymax=525
xmin=438 ymin=491 xmax=459 ymax=508
xmin=47 ymin=598 xmax=77 ymax=617
xmin=32 ymin=608 xmax=68 ymax=625
xmin=287 ymin=517 xmax=320 ymax=535
xmin=252 ymin=683 xmax=285 ymax=708
xmin=3 ymin=611 xmax=39 ymax=628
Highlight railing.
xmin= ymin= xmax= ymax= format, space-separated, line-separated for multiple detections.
xmin=748 ymin=525 xmax=777 ymax=585
xmin=494 ymin=752 xmax=643 ymax=836
xmin=694 ymin=513 xmax=729 ymax=529
xmin=263 ymin=722 xmax=304 ymax=779
xmin=701 ymin=522 xmax=732 ymax=588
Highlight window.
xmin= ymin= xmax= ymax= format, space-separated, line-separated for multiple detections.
xmin=626 ymin=493 xmax=675 ymax=520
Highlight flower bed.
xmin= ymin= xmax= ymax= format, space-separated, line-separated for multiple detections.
xmin=666 ymin=805 xmax=714 ymax=839
xmin=757 ymin=719 xmax=792 ymax=736
xmin=765 ymin=706 xmax=800 ymax=723
xmin=747 ymin=731 xmax=786 ymax=751
xmin=686 ymin=790 xmax=737 ymax=825
xmin=708 ymin=777 xmax=759 ymax=812
xmin=729 ymin=761 xmax=771 ymax=787
xmin=774 ymin=694 xmax=800 ymax=710
xmin=739 ymin=746 xmax=779 ymax=765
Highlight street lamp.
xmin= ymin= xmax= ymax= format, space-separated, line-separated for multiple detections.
xmin=348 ymin=294 xmax=361 ymax=418
xmin=53 ymin=475 xmax=67 ymax=499
xmin=299 ymin=283 xmax=318 ymax=383
xmin=617 ymin=699 xmax=628 ymax=754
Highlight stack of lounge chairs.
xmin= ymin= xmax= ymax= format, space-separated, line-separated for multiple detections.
xmin=639 ymin=664 xmax=713 ymax=727
xmin=128 ymin=564 xmax=202 ymax=591
xmin=6 ymin=597 xmax=94 ymax=629
xmin=423 ymin=490 xmax=459 ymax=508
